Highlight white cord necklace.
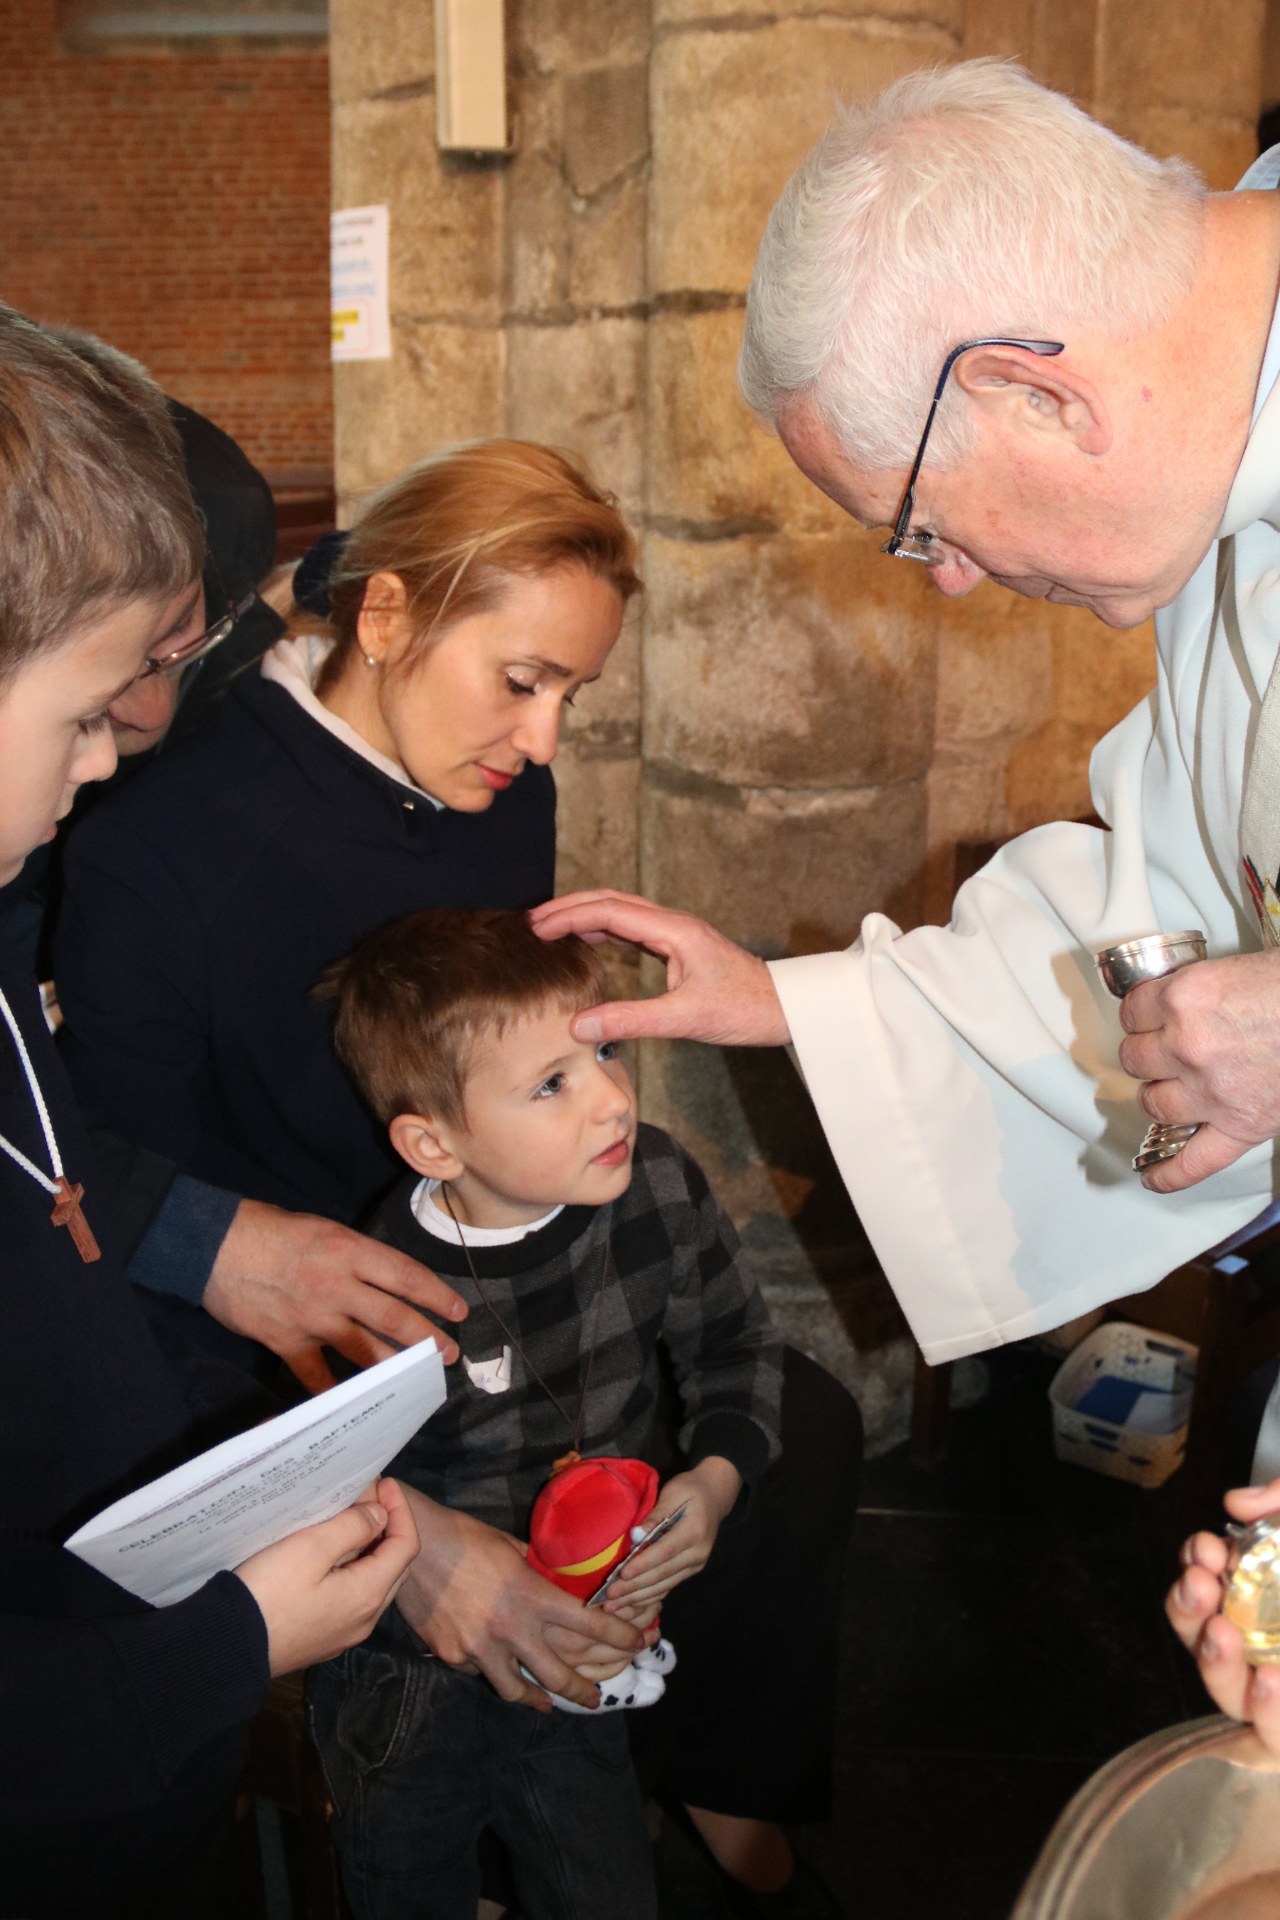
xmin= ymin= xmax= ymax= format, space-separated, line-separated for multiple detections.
xmin=0 ymin=985 xmax=100 ymax=1262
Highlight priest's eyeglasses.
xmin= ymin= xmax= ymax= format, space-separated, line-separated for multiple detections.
xmin=881 ymin=336 xmax=1066 ymax=564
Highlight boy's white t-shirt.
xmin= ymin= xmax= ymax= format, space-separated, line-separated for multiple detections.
xmin=410 ymin=1178 xmax=562 ymax=1245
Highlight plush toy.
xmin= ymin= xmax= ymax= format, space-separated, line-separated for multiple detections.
xmin=527 ymin=1456 xmax=659 ymax=1599
xmin=525 ymin=1455 xmax=677 ymax=1714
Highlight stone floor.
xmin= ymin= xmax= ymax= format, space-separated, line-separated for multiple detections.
xmin=654 ymin=1340 xmax=1218 ymax=1920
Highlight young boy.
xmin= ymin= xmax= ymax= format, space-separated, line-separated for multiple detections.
xmin=310 ymin=905 xmax=785 ymax=1920
xmin=0 ymin=305 xmax=417 ymax=1917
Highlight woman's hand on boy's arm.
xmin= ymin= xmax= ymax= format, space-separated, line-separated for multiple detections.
xmin=602 ymin=1456 xmax=742 ymax=1620
xmin=391 ymin=1487 xmax=643 ymax=1711
xmin=204 ymin=1199 xmax=468 ymax=1392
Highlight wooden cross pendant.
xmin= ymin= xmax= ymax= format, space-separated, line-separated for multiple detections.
xmin=51 ymin=1174 xmax=101 ymax=1263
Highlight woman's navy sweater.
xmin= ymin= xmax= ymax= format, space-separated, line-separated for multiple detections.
xmin=0 ymin=938 xmax=268 ymax=1912
xmin=55 ymin=667 xmax=557 ymax=1222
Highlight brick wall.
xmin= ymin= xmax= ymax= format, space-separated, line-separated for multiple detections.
xmin=0 ymin=2 xmax=332 ymax=481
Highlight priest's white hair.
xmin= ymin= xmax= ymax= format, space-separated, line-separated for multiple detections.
xmin=739 ymin=60 xmax=1207 ymax=472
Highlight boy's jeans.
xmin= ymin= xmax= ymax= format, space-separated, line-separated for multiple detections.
xmin=307 ymin=1643 xmax=658 ymax=1920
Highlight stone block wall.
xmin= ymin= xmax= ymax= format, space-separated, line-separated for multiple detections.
xmin=330 ymin=4 xmax=504 ymax=499
xmin=328 ymin=0 xmax=1268 ymax=1440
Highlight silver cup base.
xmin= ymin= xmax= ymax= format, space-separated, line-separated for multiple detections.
xmin=1132 ymin=1122 xmax=1201 ymax=1171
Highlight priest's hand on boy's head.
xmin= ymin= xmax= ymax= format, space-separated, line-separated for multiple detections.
xmin=601 ymin=1455 xmax=742 ymax=1618
xmin=528 ymin=890 xmax=789 ymax=1048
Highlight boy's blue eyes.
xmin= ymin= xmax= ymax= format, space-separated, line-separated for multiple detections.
xmin=532 ymin=1043 xmax=618 ymax=1100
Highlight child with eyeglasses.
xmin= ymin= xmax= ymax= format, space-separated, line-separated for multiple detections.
xmin=0 ymin=304 xmax=418 ymax=1917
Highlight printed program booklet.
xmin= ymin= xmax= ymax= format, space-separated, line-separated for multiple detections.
xmin=66 ymin=1339 xmax=446 ymax=1605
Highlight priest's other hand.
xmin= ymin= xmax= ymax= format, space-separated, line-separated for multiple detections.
xmin=528 ymin=890 xmax=790 ymax=1048
xmin=392 ymin=1489 xmax=644 ymax=1710
xmin=1117 ymin=949 xmax=1280 ymax=1190
xmin=1166 ymin=1477 xmax=1280 ymax=1756
xmin=204 ymin=1199 xmax=467 ymax=1393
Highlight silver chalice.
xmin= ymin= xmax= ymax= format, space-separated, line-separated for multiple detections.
xmin=1094 ymin=930 xmax=1207 ymax=1172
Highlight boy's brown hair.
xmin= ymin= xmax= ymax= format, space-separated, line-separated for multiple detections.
xmin=0 ymin=307 xmax=204 ymax=686
xmin=318 ymin=908 xmax=607 ymax=1128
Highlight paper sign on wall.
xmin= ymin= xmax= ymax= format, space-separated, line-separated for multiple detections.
xmin=331 ymin=204 xmax=391 ymax=361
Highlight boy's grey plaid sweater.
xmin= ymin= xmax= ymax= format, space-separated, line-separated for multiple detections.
xmin=369 ymin=1122 xmax=783 ymax=1538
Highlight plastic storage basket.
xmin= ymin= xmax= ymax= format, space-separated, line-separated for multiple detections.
xmin=1048 ymin=1321 xmax=1197 ymax=1488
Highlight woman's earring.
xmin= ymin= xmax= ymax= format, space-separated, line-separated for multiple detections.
xmin=363 ymin=653 xmax=380 ymax=669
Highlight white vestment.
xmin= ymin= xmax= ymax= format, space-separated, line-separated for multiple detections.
xmin=769 ymin=151 xmax=1280 ymax=1475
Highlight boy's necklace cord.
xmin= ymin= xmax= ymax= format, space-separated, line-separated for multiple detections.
xmin=0 ymin=986 xmax=100 ymax=1263
xmin=439 ymin=1182 xmax=610 ymax=1469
